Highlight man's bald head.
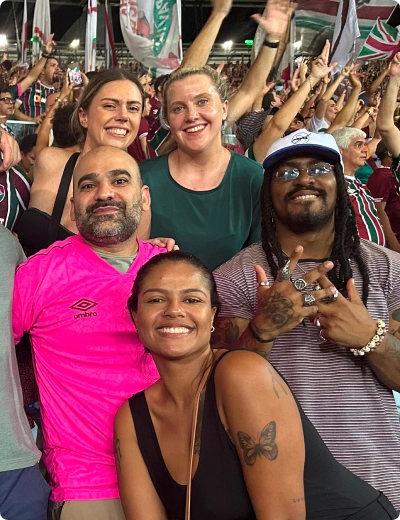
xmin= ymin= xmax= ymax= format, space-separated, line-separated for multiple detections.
xmin=73 ymin=146 xmax=142 ymax=192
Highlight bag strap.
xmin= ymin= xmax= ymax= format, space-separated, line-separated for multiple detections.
xmin=185 ymin=353 xmax=214 ymax=520
xmin=47 ymin=152 xmax=80 ymax=246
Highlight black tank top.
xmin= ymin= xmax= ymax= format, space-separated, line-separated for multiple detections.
xmin=129 ymin=351 xmax=397 ymax=520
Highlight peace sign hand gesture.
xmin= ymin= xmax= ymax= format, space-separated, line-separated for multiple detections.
xmin=250 ymin=246 xmax=336 ymax=343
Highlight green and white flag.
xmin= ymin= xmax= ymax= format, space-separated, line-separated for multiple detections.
xmin=120 ymin=0 xmax=182 ymax=75
xmin=32 ymin=0 xmax=51 ymax=59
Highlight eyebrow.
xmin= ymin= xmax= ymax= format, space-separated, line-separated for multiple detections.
xmin=170 ymin=92 xmax=211 ymax=105
xmin=77 ymin=169 xmax=132 ymax=188
xmin=100 ymin=97 xmax=142 ymax=105
xmin=142 ymin=288 xmax=208 ymax=297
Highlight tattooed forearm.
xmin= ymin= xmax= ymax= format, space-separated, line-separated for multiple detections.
xmin=390 ymin=309 xmax=400 ymax=337
xmin=114 ymin=437 xmax=122 ymax=474
xmin=268 ymin=367 xmax=288 ymax=398
xmin=237 ymin=421 xmax=278 ymax=466
xmin=382 ymin=333 xmax=400 ymax=363
xmin=211 ymin=318 xmax=240 ymax=347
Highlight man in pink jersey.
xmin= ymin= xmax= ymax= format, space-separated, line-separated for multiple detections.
xmin=13 ymin=146 xmax=166 ymax=520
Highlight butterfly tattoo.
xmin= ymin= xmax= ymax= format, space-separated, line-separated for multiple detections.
xmin=237 ymin=421 xmax=278 ymax=466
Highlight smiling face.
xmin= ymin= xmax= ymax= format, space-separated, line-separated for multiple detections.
xmin=71 ymin=146 xmax=149 ymax=246
xmin=132 ymin=261 xmax=217 ymax=361
xmin=271 ymin=155 xmax=337 ymax=234
xmin=165 ymin=74 xmax=228 ymax=154
xmin=79 ymin=80 xmax=143 ymax=153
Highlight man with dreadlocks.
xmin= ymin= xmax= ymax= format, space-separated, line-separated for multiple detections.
xmin=212 ymin=129 xmax=400 ymax=511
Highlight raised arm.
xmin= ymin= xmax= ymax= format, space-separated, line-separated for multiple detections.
xmin=327 ymin=66 xmax=363 ymax=133
xmin=377 ymin=53 xmax=400 ymax=158
xmin=114 ymin=401 xmax=168 ymax=520
xmin=216 ymin=350 xmax=305 ymax=520
xmin=18 ymin=34 xmax=57 ymax=94
xmin=180 ymin=0 xmax=233 ymax=67
xmin=252 ymin=42 xmax=336 ymax=163
xmin=226 ymin=0 xmax=294 ymax=127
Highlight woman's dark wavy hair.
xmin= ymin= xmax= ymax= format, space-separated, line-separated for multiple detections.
xmin=128 ymin=250 xmax=221 ymax=315
xmin=260 ymin=162 xmax=370 ymax=305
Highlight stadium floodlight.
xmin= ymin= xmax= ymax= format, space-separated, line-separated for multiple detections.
xmin=70 ymin=39 xmax=80 ymax=48
xmin=222 ymin=40 xmax=233 ymax=52
xmin=0 ymin=34 xmax=8 ymax=51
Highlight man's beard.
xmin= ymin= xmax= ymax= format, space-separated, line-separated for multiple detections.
xmin=275 ymin=186 xmax=335 ymax=233
xmin=75 ymin=198 xmax=142 ymax=245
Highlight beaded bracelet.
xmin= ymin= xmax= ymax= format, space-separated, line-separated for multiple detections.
xmin=248 ymin=321 xmax=276 ymax=344
xmin=350 ymin=319 xmax=386 ymax=356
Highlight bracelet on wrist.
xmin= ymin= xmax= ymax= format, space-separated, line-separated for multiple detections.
xmin=42 ymin=52 xmax=49 ymax=58
xmin=309 ymin=77 xmax=314 ymax=91
xmin=55 ymin=97 xmax=62 ymax=105
xmin=263 ymin=39 xmax=279 ymax=49
xmin=350 ymin=319 xmax=386 ymax=356
xmin=248 ymin=321 xmax=276 ymax=344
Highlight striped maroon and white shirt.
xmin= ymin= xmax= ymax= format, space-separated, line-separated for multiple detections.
xmin=214 ymin=240 xmax=400 ymax=509
xmin=345 ymin=175 xmax=385 ymax=246
xmin=18 ymin=81 xmax=55 ymax=118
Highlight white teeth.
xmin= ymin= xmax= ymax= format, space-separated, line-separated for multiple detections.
xmin=159 ymin=327 xmax=191 ymax=334
xmin=294 ymin=195 xmax=318 ymax=200
xmin=186 ymin=125 xmax=205 ymax=133
xmin=107 ymin=128 xmax=127 ymax=136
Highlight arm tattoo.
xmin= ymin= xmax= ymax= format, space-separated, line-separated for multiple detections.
xmin=237 ymin=421 xmax=278 ymax=466
xmin=211 ymin=318 xmax=240 ymax=347
xmin=292 ymin=497 xmax=305 ymax=503
xmin=114 ymin=437 xmax=122 ymax=473
xmin=268 ymin=367 xmax=288 ymax=398
xmin=390 ymin=308 xmax=400 ymax=337
xmin=382 ymin=332 xmax=400 ymax=363
xmin=255 ymin=292 xmax=294 ymax=333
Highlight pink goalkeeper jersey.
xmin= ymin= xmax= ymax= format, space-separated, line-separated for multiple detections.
xmin=13 ymin=235 xmax=165 ymax=501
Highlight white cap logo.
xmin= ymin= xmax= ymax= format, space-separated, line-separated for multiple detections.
xmin=291 ymin=131 xmax=311 ymax=145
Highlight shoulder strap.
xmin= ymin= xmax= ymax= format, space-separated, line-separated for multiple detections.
xmin=47 ymin=152 xmax=80 ymax=246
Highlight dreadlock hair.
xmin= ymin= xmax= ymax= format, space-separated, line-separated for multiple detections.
xmin=260 ymin=162 xmax=370 ymax=305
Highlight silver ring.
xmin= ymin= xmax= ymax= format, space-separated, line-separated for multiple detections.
xmin=258 ymin=281 xmax=270 ymax=287
xmin=303 ymin=293 xmax=316 ymax=306
xmin=319 ymin=329 xmax=328 ymax=342
xmin=276 ymin=260 xmax=291 ymax=282
xmin=293 ymin=278 xmax=308 ymax=291
xmin=313 ymin=318 xmax=321 ymax=328
xmin=330 ymin=288 xmax=339 ymax=302
xmin=315 ymin=284 xmax=321 ymax=291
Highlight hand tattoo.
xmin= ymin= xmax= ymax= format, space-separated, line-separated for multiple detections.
xmin=237 ymin=421 xmax=278 ymax=466
xmin=256 ymin=291 xmax=294 ymax=333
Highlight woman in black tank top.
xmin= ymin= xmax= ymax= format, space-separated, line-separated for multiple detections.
xmin=114 ymin=251 xmax=397 ymax=520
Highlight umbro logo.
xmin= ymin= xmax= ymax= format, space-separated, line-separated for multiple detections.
xmin=70 ymin=299 xmax=98 ymax=319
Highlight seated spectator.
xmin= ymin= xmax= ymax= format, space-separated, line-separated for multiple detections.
xmin=332 ymin=127 xmax=385 ymax=246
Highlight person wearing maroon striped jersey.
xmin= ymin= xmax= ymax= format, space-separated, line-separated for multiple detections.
xmin=331 ymin=127 xmax=385 ymax=246
xmin=212 ymin=130 xmax=400 ymax=509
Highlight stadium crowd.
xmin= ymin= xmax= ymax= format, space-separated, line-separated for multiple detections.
xmin=1 ymin=0 xmax=400 ymax=519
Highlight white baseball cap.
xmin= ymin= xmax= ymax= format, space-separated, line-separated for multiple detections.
xmin=263 ymin=130 xmax=344 ymax=170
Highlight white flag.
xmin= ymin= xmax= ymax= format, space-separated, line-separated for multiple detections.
xmin=21 ymin=0 xmax=28 ymax=63
xmin=85 ymin=0 xmax=97 ymax=72
xmin=32 ymin=0 xmax=51 ymax=60
xmin=120 ymin=0 xmax=182 ymax=75
xmin=330 ymin=0 xmax=360 ymax=72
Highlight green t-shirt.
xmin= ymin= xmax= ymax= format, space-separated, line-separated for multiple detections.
xmin=140 ymin=152 xmax=263 ymax=270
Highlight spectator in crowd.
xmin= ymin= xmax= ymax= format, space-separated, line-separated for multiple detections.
xmin=13 ymin=146 xmax=167 ymax=520
xmin=127 ymin=93 xmax=157 ymax=162
xmin=0 ymin=85 xmax=16 ymax=126
xmin=13 ymin=35 xmax=60 ymax=123
xmin=18 ymin=133 xmax=37 ymax=180
xmin=0 ymin=225 xmax=49 ymax=520
xmin=331 ymin=127 xmax=385 ymax=246
xmin=140 ymin=0 xmax=295 ymax=270
xmin=0 ymin=127 xmax=30 ymax=231
xmin=211 ymin=130 xmax=400 ymax=510
xmin=115 ymin=250 xmax=398 ymax=520
xmin=367 ymin=145 xmax=400 ymax=253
